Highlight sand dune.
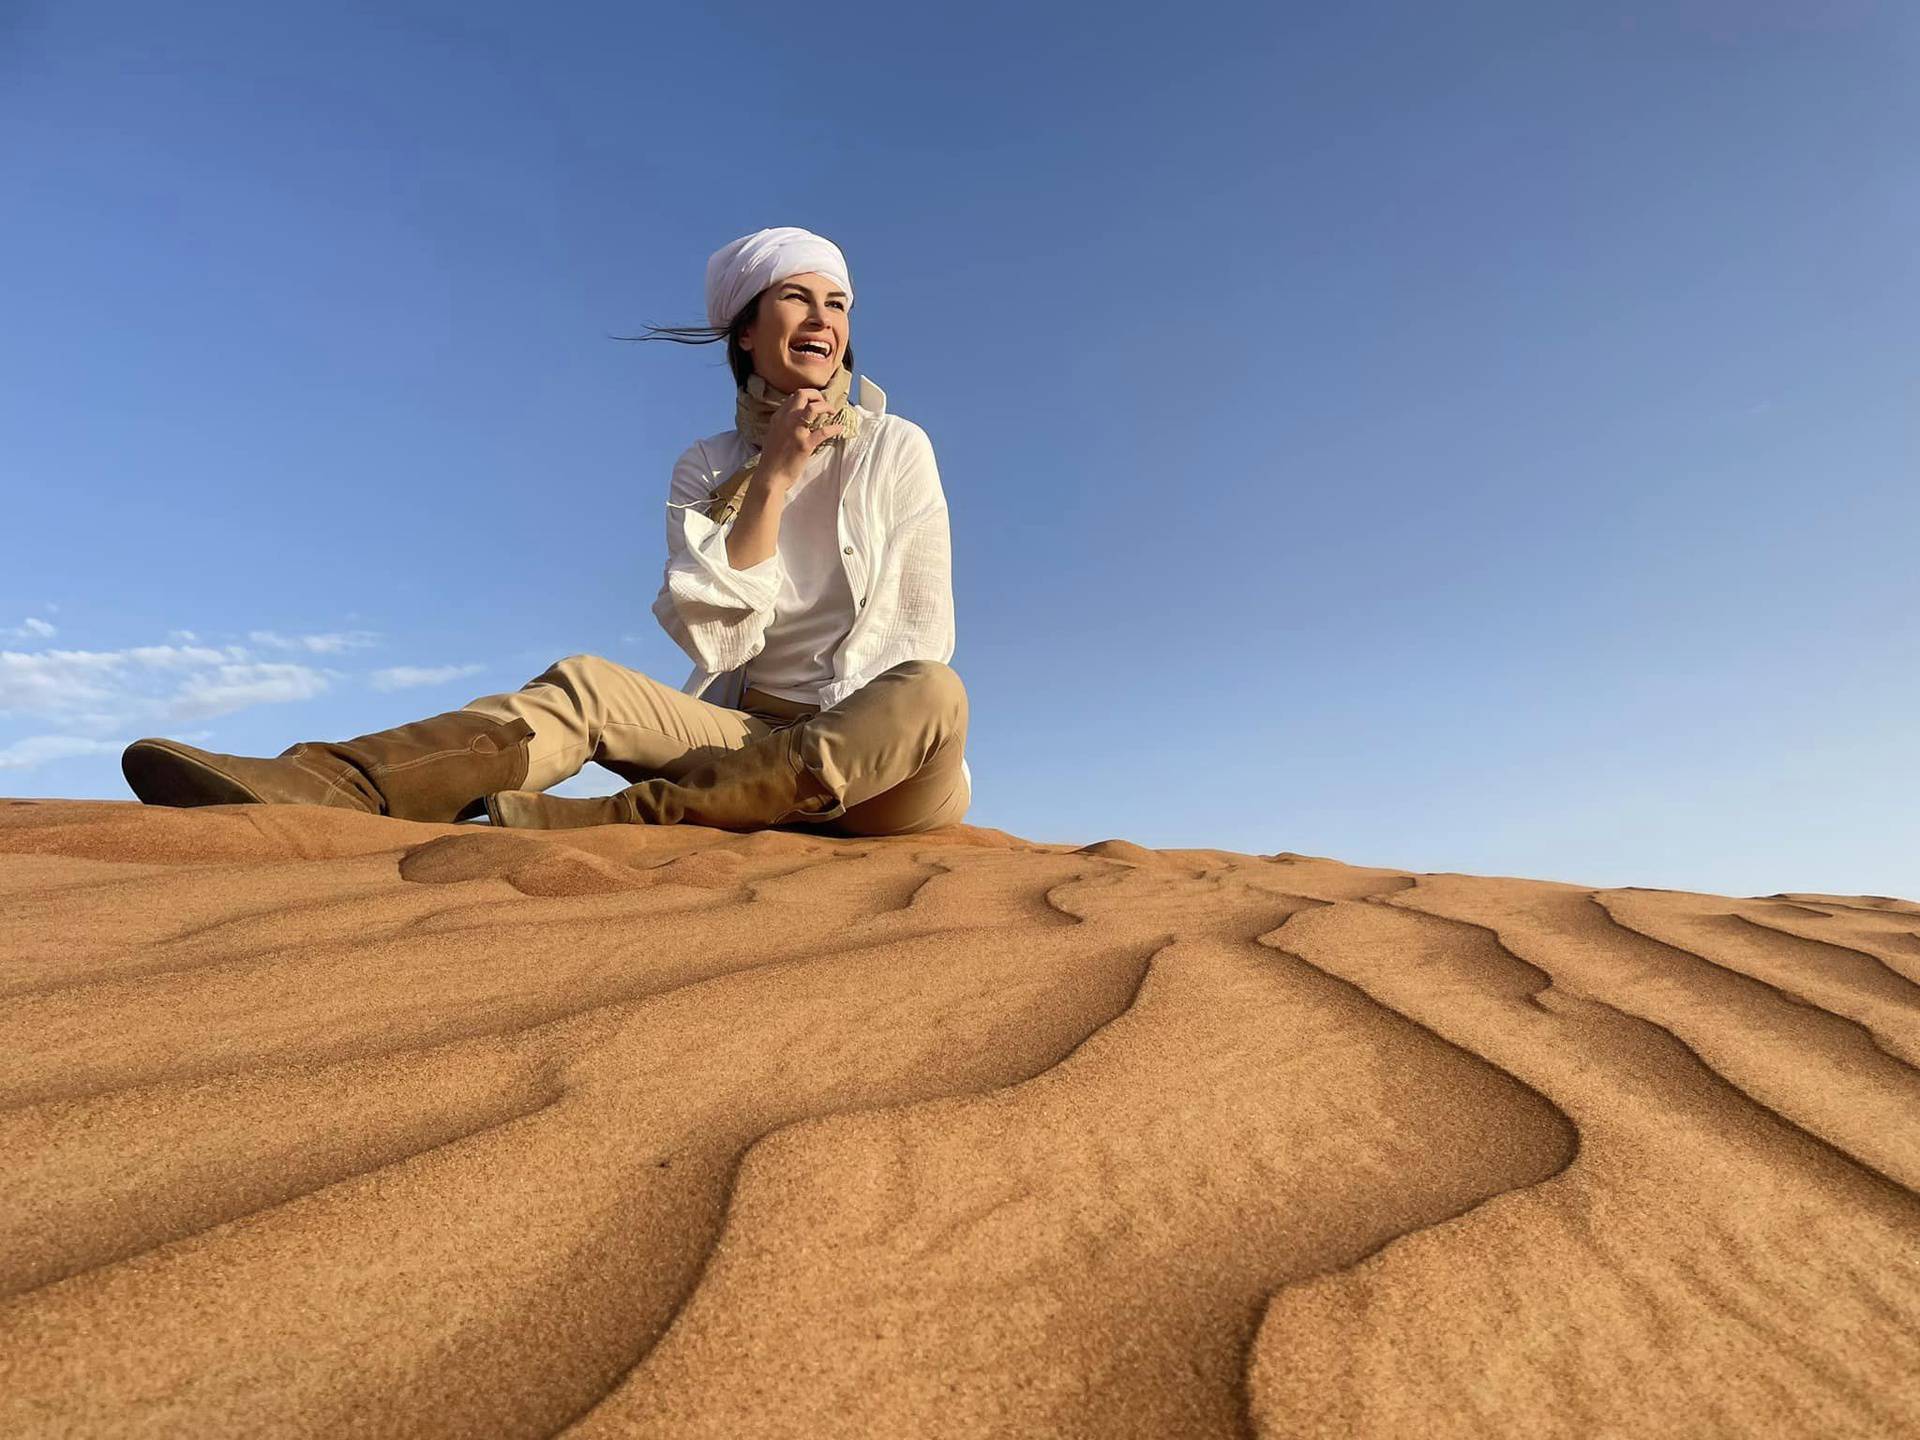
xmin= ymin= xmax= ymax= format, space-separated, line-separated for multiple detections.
xmin=1 ymin=799 xmax=1916 ymax=1437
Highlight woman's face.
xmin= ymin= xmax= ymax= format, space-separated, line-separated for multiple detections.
xmin=739 ymin=271 xmax=850 ymax=391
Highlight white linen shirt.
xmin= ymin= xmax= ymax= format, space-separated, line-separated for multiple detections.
xmin=651 ymin=376 xmax=972 ymax=800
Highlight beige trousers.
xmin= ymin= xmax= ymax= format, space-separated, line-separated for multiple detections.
xmin=460 ymin=655 xmax=971 ymax=837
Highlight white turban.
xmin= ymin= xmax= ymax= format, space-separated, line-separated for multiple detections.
xmin=705 ymin=226 xmax=854 ymax=332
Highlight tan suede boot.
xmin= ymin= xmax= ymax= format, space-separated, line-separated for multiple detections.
xmin=486 ymin=725 xmax=839 ymax=832
xmin=122 ymin=711 xmax=535 ymax=824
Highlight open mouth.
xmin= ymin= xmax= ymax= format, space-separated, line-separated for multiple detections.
xmin=788 ymin=340 xmax=833 ymax=362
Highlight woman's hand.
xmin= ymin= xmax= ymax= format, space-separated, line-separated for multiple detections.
xmin=757 ymin=389 xmax=845 ymax=481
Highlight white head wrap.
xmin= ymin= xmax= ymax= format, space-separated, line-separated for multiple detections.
xmin=705 ymin=226 xmax=854 ymax=332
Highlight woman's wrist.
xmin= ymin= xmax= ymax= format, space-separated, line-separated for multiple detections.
xmin=741 ymin=465 xmax=794 ymax=515
xmin=725 ymin=466 xmax=791 ymax=570
xmin=755 ymin=456 xmax=800 ymax=491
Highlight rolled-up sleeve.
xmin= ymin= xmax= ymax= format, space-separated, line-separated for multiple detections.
xmin=651 ymin=443 xmax=785 ymax=675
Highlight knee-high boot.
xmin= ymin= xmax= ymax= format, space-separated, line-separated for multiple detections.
xmin=485 ymin=725 xmax=839 ymax=832
xmin=122 ymin=711 xmax=535 ymax=824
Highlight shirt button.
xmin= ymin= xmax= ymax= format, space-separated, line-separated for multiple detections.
xmin=842 ymin=545 xmax=853 ymax=555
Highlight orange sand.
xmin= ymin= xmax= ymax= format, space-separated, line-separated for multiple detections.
xmin=1 ymin=798 xmax=1917 ymax=1437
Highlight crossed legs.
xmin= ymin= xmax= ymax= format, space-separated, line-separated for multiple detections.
xmin=458 ymin=655 xmax=971 ymax=837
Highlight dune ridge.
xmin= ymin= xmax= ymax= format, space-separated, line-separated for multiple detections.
xmin=0 ymin=799 xmax=1915 ymax=1437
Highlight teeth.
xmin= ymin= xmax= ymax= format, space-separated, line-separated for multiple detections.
xmin=792 ymin=342 xmax=830 ymax=357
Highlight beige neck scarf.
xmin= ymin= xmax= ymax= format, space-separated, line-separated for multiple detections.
xmin=703 ymin=364 xmax=862 ymax=523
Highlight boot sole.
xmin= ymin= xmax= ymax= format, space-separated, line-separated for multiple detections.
xmin=122 ymin=740 xmax=268 ymax=808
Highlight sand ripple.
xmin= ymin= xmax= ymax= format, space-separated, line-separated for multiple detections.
xmin=0 ymin=802 xmax=1914 ymax=1437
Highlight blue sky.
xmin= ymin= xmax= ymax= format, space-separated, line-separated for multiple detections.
xmin=2 ymin=1 xmax=1914 ymax=897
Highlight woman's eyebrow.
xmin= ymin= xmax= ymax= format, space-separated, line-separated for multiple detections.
xmin=784 ymin=285 xmax=848 ymax=299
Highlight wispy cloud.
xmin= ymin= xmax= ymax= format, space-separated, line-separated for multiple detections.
xmin=248 ymin=629 xmax=380 ymax=654
xmin=0 ymin=626 xmax=497 ymax=773
xmin=1 ymin=644 xmax=331 ymax=731
xmin=0 ymin=734 xmax=127 ymax=770
xmin=4 ymin=616 xmax=58 ymax=641
xmin=125 ymin=644 xmax=244 ymax=669
xmin=169 ymin=663 xmax=333 ymax=720
xmin=369 ymin=663 xmax=484 ymax=692
xmin=0 ymin=649 xmax=131 ymax=712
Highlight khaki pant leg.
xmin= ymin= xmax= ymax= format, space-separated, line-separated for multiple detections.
xmin=460 ymin=654 xmax=773 ymax=793
xmin=826 ymin=738 xmax=971 ymax=836
xmin=793 ymin=660 xmax=972 ymax=837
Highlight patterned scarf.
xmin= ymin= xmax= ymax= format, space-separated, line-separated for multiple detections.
xmin=702 ymin=363 xmax=862 ymax=523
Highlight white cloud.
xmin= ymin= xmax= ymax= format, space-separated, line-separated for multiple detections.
xmin=0 ymin=734 xmax=127 ymax=770
xmin=167 ymin=663 xmax=331 ymax=721
xmin=0 ymin=644 xmax=329 ymax=729
xmin=0 ymin=628 xmax=471 ymax=761
xmin=125 ymin=644 xmax=238 ymax=669
xmin=0 ymin=649 xmax=128 ymax=712
xmin=369 ymin=663 xmax=485 ymax=692
xmin=4 ymin=617 xmax=58 ymax=641
xmin=249 ymin=630 xmax=379 ymax=654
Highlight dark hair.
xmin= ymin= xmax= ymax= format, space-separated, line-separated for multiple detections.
xmin=617 ymin=289 xmax=855 ymax=391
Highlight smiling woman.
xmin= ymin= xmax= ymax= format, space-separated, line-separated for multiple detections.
xmin=122 ymin=226 xmax=973 ymax=838
xmin=744 ymin=273 xmax=854 ymax=387
xmin=632 ymin=270 xmax=857 ymax=394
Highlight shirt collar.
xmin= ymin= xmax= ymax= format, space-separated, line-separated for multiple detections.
xmin=855 ymin=374 xmax=887 ymax=417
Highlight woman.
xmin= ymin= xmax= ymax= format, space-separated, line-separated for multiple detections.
xmin=122 ymin=226 xmax=972 ymax=837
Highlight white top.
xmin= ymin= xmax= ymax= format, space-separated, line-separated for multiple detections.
xmin=740 ymin=456 xmax=858 ymax=703
xmin=652 ymin=376 xmax=971 ymax=798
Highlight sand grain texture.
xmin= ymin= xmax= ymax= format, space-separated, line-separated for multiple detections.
xmin=1 ymin=800 xmax=1916 ymax=1437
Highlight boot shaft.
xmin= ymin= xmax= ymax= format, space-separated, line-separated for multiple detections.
xmin=487 ymin=724 xmax=838 ymax=832
xmin=125 ymin=709 xmax=533 ymax=824
xmin=626 ymin=725 xmax=839 ymax=829
xmin=316 ymin=710 xmax=534 ymax=823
